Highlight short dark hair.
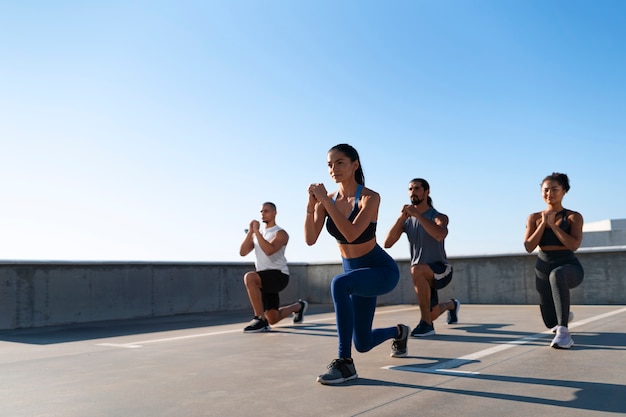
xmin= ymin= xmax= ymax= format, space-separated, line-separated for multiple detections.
xmin=262 ymin=202 xmax=277 ymax=210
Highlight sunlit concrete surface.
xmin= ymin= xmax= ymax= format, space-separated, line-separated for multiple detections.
xmin=1 ymin=304 xmax=625 ymax=417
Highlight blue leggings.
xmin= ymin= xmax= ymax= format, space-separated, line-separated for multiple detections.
xmin=332 ymin=244 xmax=400 ymax=359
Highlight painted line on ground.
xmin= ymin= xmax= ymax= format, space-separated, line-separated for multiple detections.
xmin=384 ymin=307 xmax=626 ymax=376
xmin=95 ymin=329 xmax=243 ymax=348
xmin=95 ymin=306 xmax=625 ymax=350
xmin=94 ymin=306 xmax=416 ymax=348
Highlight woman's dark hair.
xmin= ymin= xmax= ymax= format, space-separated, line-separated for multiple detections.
xmin=329 ymin=143 xmax=365 ymax=185
xmin=410 ymin=178 xmax=434 ymax=207
xmin=542 ymin=172 xmax=570 ymax=192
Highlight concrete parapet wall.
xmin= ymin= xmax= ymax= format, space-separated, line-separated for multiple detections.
xmin=1 ymin=248 xmax=624 ymax=329
xmin=0 ymin=262 xmax=305 ymax=330
xmin=436 ymin=249 xmax=626 ymax=306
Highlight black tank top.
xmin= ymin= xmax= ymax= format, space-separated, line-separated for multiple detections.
xmin=539 ymin=209 xmax=571 ymax=247
xmin=325 ymin=184 xmax=377 ymax=245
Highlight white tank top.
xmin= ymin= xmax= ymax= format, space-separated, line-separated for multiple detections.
xmin=254 ymin=225 xmax=289 ymax=275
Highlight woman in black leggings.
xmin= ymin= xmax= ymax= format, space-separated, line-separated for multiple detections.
xmin=524 ymin=172 xmax=584 ymax=349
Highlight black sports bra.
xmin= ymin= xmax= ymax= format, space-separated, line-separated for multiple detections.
xmin=539 ymin=209 xmax=571 ymax=247
xmin=325 ymin=184 xmax=377 ymax=245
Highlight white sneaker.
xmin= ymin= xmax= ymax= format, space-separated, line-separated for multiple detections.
xmin=551 ymin=311 xmax=574 ymax=333
xmin=550 ymin=326 xmax=574 ymax=349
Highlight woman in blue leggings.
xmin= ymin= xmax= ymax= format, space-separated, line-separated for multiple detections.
xmin=524 ymin=172 xmax=584 ymax=349
xmin=305 ymin=144 xmax=409 ymax=384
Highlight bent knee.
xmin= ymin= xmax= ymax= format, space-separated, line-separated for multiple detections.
xmin=411 ymin=264 xmax=433 ymax=277
xmin=244 ymin=271 xmax=260 ymax=285
xmin=353 ymin=341 xmax=372 ymax=353
xmin=331 ymin=274 xmax=351 ymax=293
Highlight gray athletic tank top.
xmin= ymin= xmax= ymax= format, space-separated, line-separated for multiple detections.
xmin=404 ymin=207 xmax=448 ymax=266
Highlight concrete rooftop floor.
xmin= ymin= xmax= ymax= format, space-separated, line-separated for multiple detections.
xmin=1 ymin=303 xmax=625 ymax=417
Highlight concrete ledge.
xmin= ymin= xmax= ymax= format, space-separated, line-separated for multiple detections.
xmin=1 ymin=248 xmax=624 ymax=329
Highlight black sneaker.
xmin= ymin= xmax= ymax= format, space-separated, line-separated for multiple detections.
xmin=410 ymin=320 xmax=435 ymax=337
xmin=390 ymin=324 xmax=410 ymax=358
xmin=316 ymin=358 xmax=358 ymax=385
xmin=243 ymin=317 xmax=270 ymax=333
xmin=293 ymin=299 xmax=309 ymax=324
xmin=447 ymin=299 xmax=461 ymax=324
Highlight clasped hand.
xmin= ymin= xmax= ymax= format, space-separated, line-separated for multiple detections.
xmin=401 ymin=204 xmax=419 ymax=218
xmin=249 ymin=220 xmax=260 ymax=233
xmin=542 ymin=210 xmax=556 ymax=227
xmin=308 ymin=183 xmax=328 ymax=201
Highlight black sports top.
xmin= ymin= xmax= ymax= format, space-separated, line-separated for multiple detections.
xmin=539 ymin=209 xmax=571 ymax=247
xmin=325 ymin=184 xmax=377 ymax=245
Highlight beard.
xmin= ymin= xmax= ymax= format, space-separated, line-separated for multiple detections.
xmin=410 ymin=196 xmax=423 ymax=205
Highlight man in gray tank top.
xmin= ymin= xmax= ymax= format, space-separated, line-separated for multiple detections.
xmin=384 ymin=178 xmax=460 ymax=337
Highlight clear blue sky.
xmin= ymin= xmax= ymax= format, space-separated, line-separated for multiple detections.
xmin=1 ymin=1 xmax=624 ymax=263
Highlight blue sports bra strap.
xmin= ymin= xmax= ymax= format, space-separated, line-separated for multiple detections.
xmin=332 ymin=184 xmax=363 ymax=206
xmin=354 ymin=184 xmax=362 ymax=209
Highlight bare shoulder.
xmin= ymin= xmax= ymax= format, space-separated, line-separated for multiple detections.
xmin=526 ymin=211 xmax=542 ymax=227
xmin=361 ymin=187 xmax=380 ymax=200
xmin=437 ymin=212 xmax=449 ymax=222
xmin=566 ymin=209 xmax=583 ymax=221
xmin=361 ymin=187 xmax=380 ymax=198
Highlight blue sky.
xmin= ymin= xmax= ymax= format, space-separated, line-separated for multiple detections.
xmin=1 ymin=0 xmax=624 ymax=263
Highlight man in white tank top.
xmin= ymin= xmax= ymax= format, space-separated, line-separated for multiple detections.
xmin=239 ymin=202 xmax=308 ymax=333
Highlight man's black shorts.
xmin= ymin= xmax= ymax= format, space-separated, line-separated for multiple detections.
xmin=257 ymin=269 xmax=289 ymax=311
xmin=428 ymin=262 xmax=453 ymax=309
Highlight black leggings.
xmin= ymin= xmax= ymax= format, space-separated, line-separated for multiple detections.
xmin=535 ymin=250 xmax=584 ymax=329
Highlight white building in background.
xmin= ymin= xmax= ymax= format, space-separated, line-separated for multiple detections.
xmin=581 ymin=218 xmax=626 ymax=248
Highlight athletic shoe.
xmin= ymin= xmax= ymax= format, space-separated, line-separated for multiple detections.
xmin=551 ymin=311 xmax=574 ymax=333
xmin=243 ymin=317 xmax=270 ymax=333
xmin=390 ymin=324 xmax=410 ymax=358
xmin=550 ymin=326 xmax=574 ymax=349
xmin=293 ymin=299 xmax=309 ymax=324
xmin=410 ymin=320 xmax=435 ymax=337
xmin=447 ymin=299 xmax=461 ymax=324
xmin=317 ymin=358 xmax=358 ymax=385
